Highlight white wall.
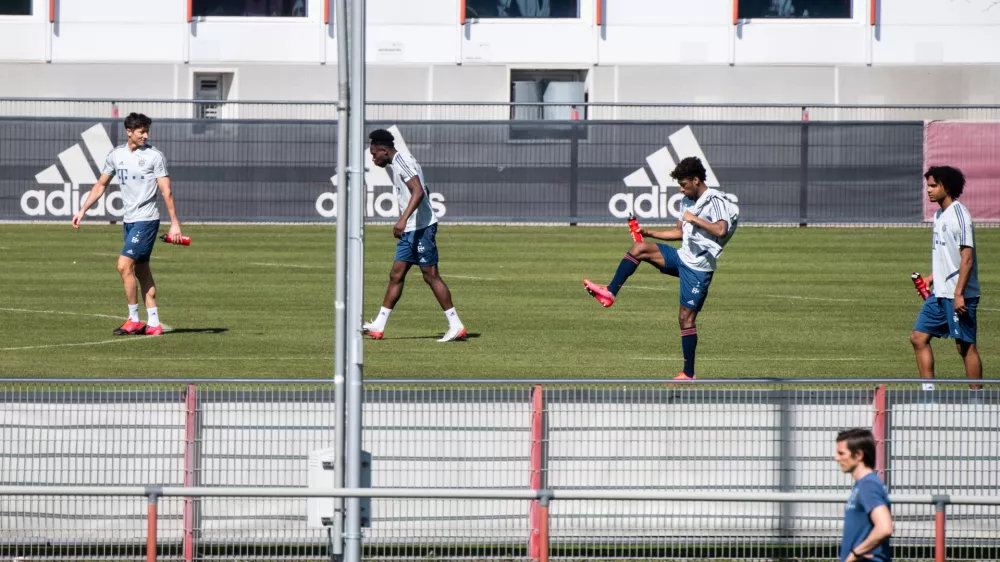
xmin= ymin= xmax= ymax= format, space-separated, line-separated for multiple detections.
xmin=2 ymin=0 xmax=1000 ymax=102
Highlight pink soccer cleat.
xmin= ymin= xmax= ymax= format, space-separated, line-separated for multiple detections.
xmin=583 ymin=279 xmax=615 ymax=308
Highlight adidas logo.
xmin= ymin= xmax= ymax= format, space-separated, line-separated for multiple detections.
xmin=609 ymin=125 xmax=731 ymax=220
xmin=315 ymin=125 xmax=446 ymax=219
xmin=22 ymin=124 xmax=124 ymax=217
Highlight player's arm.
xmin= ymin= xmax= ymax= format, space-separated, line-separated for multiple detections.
xmin=953 ymin=246 xmax=974 ymax=313
xmin=682 ymin=211 xmax=728 ymax=238
xmin=847 ymin=505 xmax=893 ymax=561
xmin=640 ymin=222 xmax=683 ymax=241
xmin=72 ymin=173 xmax=113 ymax=228
xmin=393 ymin=177 xmax=425 ymax=238
xmin=157 ymin=176 xmax=183 ymax=241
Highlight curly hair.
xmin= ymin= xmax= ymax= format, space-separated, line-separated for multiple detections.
xmin=368 ymin=128 xmax=395 ymax=148
xmin=924 ymin=166 xmax=965 ymax=199
xmin=670 ymin=157 xmax=707 ymax=183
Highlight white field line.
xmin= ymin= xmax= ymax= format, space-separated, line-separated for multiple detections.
xmin=637 ymin=357 xmax=872 ymax=362
xmin=1 ymin=338 xmax=153 ymax=352
xmin=249 ymin=262 xmax=329 ymax=269
xmin=0 ymin=307 xmax=123 ymax=320
xmin=628 ymin=285 xmax=671 ymax=292
xmin=763 ymin=294 xmax=859 ymax=303
xmin=448 ymin=275 xmax=498 ymax=281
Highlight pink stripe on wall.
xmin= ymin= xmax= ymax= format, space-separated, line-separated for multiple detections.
xmin=923 ymin=121 xmax=1000 ymax=221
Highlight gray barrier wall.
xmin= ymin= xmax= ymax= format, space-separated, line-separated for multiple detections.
xmin=0 ymin=118 xmax=925 ymax=224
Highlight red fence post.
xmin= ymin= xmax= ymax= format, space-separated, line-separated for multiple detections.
xmin=186 ymin=0 xmax=192 ymax=23
xmin=732 ymin=0 xmax=739 ymax=24
xmin=935 ymin=500 xmax=946 ymax=562
xmin=460 ymin=0 xmax=466 ymax=25
xmin=596 ymin=0 xmax=603 ymax=25
xmin=49 ymin=0 xmax=55 ymax=23
xmin=528 ymin=385 xmax=546 ymax=561
xmin=870 ymin=0 xmax=877 ymax=26
xmin=182 ymin=384 xmax=197 ymax=562
xmin=873 ymin=384 xmax=887 ymax=482
xmin=147 ymin=493 xmax=159 ymax=562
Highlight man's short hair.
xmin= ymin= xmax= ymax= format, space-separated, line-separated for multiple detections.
xmin=670 ymin=156 xmax=708 ymax=183
xmin=369 ymin=129 xmax=395 ymax=148
xmin=924 ymin=165 xmax=966 ymax=199
xmin=124 ymin=112 xmax=152 ymax=132
xmin=837 ymin=428 xmax=877 ymax=469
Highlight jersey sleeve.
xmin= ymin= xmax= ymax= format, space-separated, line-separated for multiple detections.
xmin=393 ymin=154 xmax=418 ymax=182
xmin=705 ymin=196 xmax=732 ymax=228
xmin=101 ymin=150 xmax=116 ymax=177
xmin=956 ymin=206 xmax=974 ymax=248
xmin=857 ymin=479 xmax=890 ymax=515
xmin=153 ymin=152 xmax=169 ymax=178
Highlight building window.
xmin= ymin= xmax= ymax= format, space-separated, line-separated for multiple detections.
xmin=192 ymin=0 xmax=307 ymax=17
xmin=466 ymin=0 xmax=579 ymax=19
xmin=738 ymin=0 xmax=852 ymax=19
xmin=509 ymin=69 xmax=588 ymax=140
xmin=0 ymin=0 xmax=32 ymax=15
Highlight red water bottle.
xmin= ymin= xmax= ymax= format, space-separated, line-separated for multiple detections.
xmin=160 ymin=233 xmax=191 ymax=246
xmin=911 ymin=272 xmax=930 ymax=300
xmin=627 ymin=213 xmax=643 ymax=242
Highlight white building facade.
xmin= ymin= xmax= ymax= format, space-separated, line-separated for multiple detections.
xmin=2 ymin=0 xmax=1000 ymax=106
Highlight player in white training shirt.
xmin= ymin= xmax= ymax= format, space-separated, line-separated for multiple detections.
xmin=72 ymin=113 xmax=184 ymax=336
xmin=584 ymin=157 xmax=739 ymax=381
xmin=362 ymin=129 xmax=467 ymax=342
xmin=911 ymin=166 xmax=982 ymax=395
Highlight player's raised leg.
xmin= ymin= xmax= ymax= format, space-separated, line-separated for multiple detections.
xmin=364 ymin=260 xmax=411 ymax=340
xmin=584 ymin=240 xmax=667 ymax=308
xmin=114 ymin=254 xmax=146 ymax=335
xmin=420 ymin=264 xmax=466 ymax=342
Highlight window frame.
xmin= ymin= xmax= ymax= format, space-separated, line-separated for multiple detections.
xmin=736 ymin=0 xmax=857 ymax=23
xmin=191 ymin=0 xmax=316 ymax=22
xmin=0 ymin=0 xmax=38 ymax=19
xmin=464 ymin=0 xmax=582 ymax=22
xmin=507 ymin=67 xmax=590 ymax=142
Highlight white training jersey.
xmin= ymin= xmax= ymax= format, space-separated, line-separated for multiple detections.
xmin=390 ymin=151 xmax=438 ymax=232
xmin=677 ymin=188 xmax=739 ymax=273
xmin=101 ymin=144 xmax=168 ymax=223
xmin=931 ymin=201 xmax=979 ymax=299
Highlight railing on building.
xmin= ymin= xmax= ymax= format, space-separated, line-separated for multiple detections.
xmin=4 ymin=98 xmax=1000 ymax=122
xmin=2 ymin=378 xmax=997 ymax=561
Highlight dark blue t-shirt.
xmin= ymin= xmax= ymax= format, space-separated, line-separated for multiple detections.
xmin=841 ymin=472 xmax=891 ymax=562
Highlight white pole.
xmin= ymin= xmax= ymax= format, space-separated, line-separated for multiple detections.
xmin=344 ymin=0 xmax=366 ymax=561
xmin=332 ymin=0 xmax=350 ymax=556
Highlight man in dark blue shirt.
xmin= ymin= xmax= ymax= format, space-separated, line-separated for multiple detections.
xmin=836 ymin=428 xmax=894 ymax=562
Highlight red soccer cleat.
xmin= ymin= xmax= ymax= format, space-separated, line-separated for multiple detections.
xmin=673 ymin=372 xmax=696 ymax=381
xmin=583 ymin=279 xmax=615 ymax=308
xmin=113 ymin=319 xmax=146 ymax=335
xmin=144 ymin=325 xmax=164 ymax=336
xmin=362 ymin=322 xmax=384 ymax=340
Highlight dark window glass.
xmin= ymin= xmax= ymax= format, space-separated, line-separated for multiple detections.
xmin=466 ymin=0 xmax=579 ymax=19
xmin=739 ymin=0 xmax=852 ymax=19
xmin=193 ymin=0 xmax=307 ymax=17
xmin=0 ymin=0 xmax=32 ymax=16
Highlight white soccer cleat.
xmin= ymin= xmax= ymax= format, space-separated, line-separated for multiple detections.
xmin=437 ymin=325 xmax=468 ymax=342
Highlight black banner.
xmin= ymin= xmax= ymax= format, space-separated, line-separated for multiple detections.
xmin=0 ymin=118 xmax=924 ymax=224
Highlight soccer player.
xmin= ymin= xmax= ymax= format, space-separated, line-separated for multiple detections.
xmin=362 ymin=129 xmax=467 ymax=342
xmin=71 ymin=113 xmax=183 ymax=336
xmin=910 ymin=165 xmax=983 ymax=397
xmin=835 ymin=428 xmax=893 ymax=562
xmin=583 ymin=156 xmax=738 ymax=381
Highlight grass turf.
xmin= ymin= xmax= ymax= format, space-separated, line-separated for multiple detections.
xmin=0 ymin=224 xmax=995 ymax=380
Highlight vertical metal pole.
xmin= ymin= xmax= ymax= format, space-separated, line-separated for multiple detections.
xmin=332 ymin=0 xmax=350 ymax=556
xmin=798 ymin=119 xmax=809 ymax=227
xmin=344 ymin=0 xmax=367 ymax=561
xmin=935 ymin=499 xmax=947 ymax=562
xmin=147 ymin=493 xmax=159 ymax=562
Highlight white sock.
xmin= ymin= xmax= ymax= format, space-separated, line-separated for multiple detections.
xmin=370 ymin=307 xmax=392 ymax=331
xmin=147 ymin=307 xmax=160 ymax=328
xmin=444 ymin=307 xmax=462 ymax=330
xmin=128 ymin=304 xmax=140 ymax=323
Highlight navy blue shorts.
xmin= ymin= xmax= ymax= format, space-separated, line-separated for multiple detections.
xmin=914 ymin=296 xmax=978 ymax=343
xmin=394 ymin=224 xmax=439 ymax=267
xmin=657 ymin=244 xmax=714 ymax=311
xmin=121 ymin=220 xmax=160 ymax=263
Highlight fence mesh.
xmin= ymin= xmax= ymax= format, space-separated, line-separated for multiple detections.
xmin=1 ymin=380 xmax=998 ymax=560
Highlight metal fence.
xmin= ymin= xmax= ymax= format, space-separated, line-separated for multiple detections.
xmin=2 ymin=486 xmax=997 ymax=562
xmin=2 ymin=378 xmax=998 ymax=561
xmin=5 ymin=98 xmax=1000 ymax=122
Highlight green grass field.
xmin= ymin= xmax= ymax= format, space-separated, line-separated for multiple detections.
xmin=0 ymin=224 xmax=995 ymax=380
